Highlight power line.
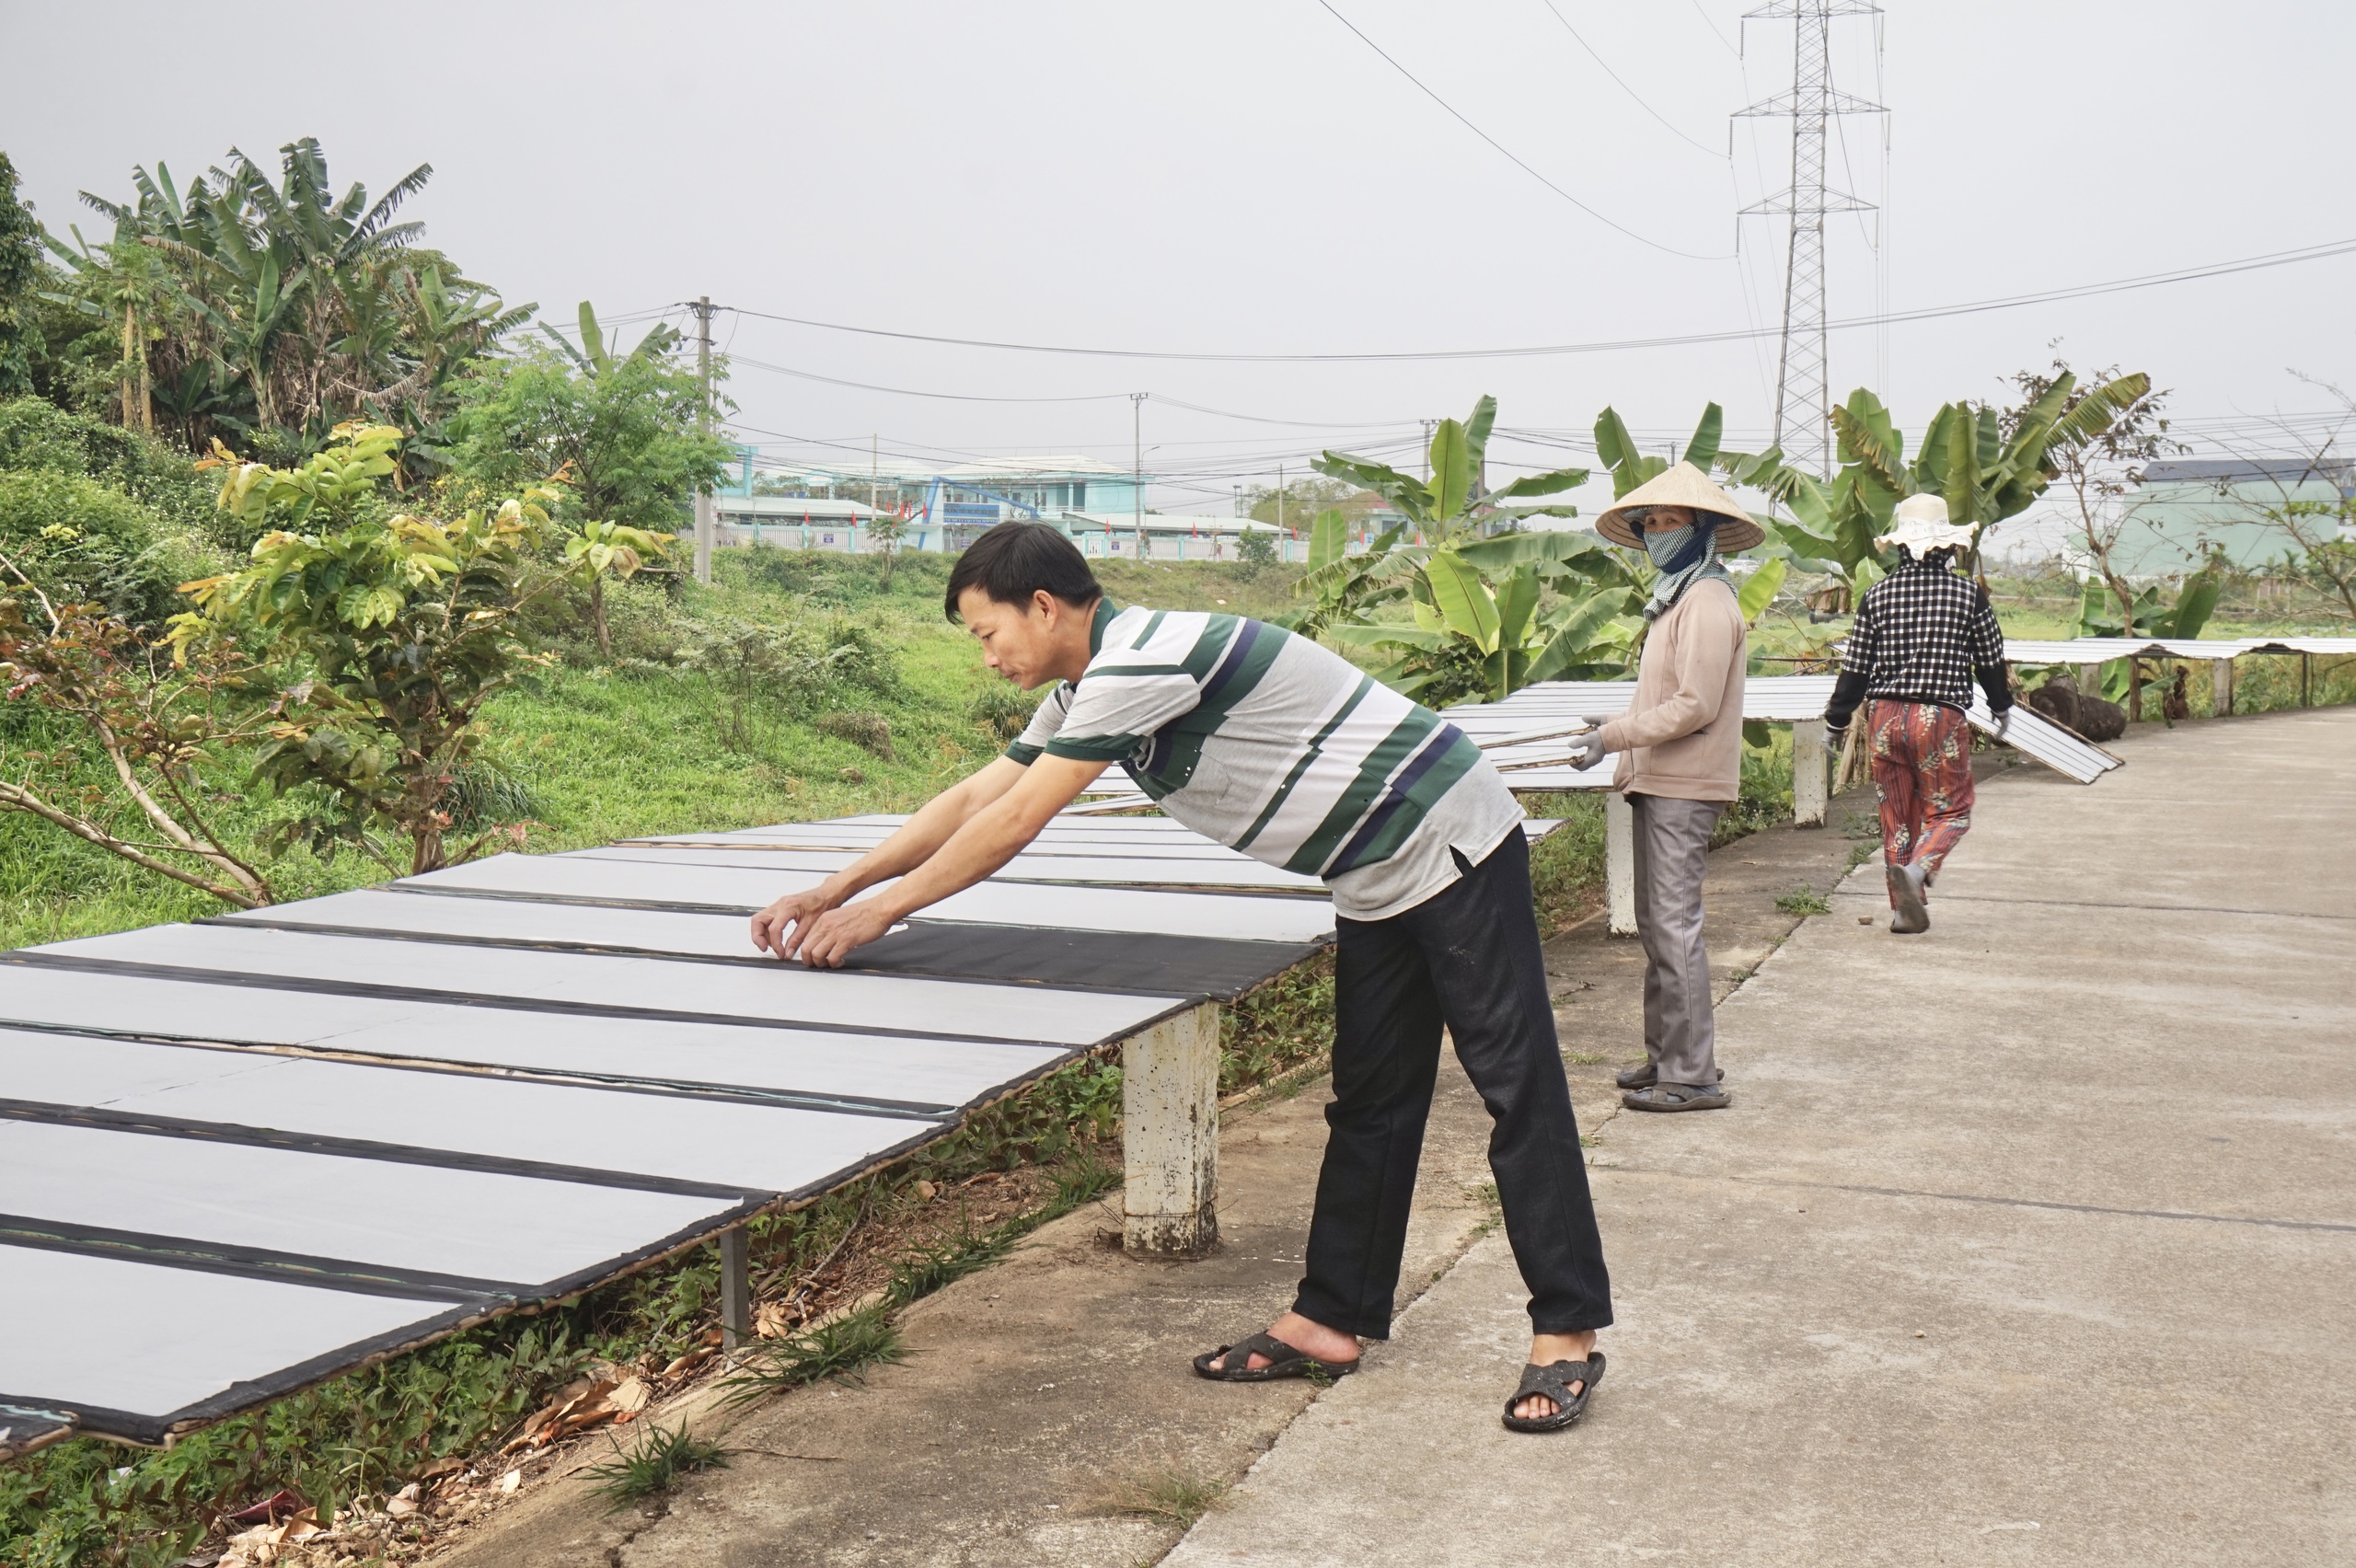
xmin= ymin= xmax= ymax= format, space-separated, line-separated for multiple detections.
xmin=730 ymin=355 xmax=1133 ymax=406
xmin=719 ymin=237 xmax=2356 ymax=364
xmin=1688 ymin=0 xmax=1743 ymax=55
xmin=726 ymin=356 xmax=1418 ymax=430
xmin=1535 ymin=0 xmax=1727 ymax=157
xmin=1311 ymin=0 xmax=1730 ymax=261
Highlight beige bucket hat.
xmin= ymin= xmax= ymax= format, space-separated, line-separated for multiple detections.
xmin=1874 ymin=492 xmax=1978 ymax=554
xmin=1594 ymin=462 xmax=1765 ymax=552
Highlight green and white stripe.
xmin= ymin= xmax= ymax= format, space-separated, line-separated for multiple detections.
xmin=1009 ymin=602 xmax=1520 ymax=921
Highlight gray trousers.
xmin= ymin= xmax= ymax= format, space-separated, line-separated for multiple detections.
xmin=1631 ymin=792 xmax=1726 ymax=1088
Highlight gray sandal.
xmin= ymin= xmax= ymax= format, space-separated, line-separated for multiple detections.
xmin=1623 ymin=1080 xmax=1732 ymax=1112
xmin=1503 ymin=1353 xmax=1604 ymax=1433
xmin=1193 ymin=1332 xmax=1359 ymax=1383
xmin=1615 ymin=1063 xmax=1724 ymax=1090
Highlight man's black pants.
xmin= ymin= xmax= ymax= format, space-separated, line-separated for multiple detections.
xmin=1292 ymin=829 xmax=1613 ymax=1339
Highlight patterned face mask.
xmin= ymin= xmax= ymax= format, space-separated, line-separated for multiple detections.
xmin=1637 ymin=516 xmax=1728 ymax=620
xmin=1643 ymin=522 xmax=1699 ymax=571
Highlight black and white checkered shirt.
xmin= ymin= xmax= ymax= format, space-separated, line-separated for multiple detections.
xmin=1827 ymin=555 xmax=2010 ymax=726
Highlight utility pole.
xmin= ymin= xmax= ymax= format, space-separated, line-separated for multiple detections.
xmin=1736 ymin=2 xmax=1884 ymax=478
xmin=690 ymin=295 xmax=718 ymax=582
xmin=1131 ymin=392 xmax=1146 ymax=554
xmin=1421 ymin=419 xmax=1435 ymax=481
xmin=1277 ymin=463 xmax=1285 ymax=537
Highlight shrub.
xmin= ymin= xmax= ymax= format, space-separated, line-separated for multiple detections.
xmin=0 ymin=469 xmax=222 ymax=628
xmin=0 ymin=396 xmax=220 ymax=538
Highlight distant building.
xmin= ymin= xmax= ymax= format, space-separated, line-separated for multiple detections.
xmin=692 ymin=454 xmax=1309 ymax=559
xmin=2099 ymin=458 xmax=2356 ymax=575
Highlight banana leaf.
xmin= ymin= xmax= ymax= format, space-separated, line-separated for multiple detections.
xmin=1423 ymin=549 xmax=1498 ymax=649
xmin=1737 ymin=557 xmax=1788 ymax=623
xmin=1428 ymin=420 xmax=1472 ymax=526
xmin=1524 ymin=590 xmax=1631 ymax=685
xmin=1682 ymin=403 xmax=1724 ymax=470
xmin=1307 ymin=508 xmax=1350 ymax=572
xmin=1326 ymin=621 xmax=1453 ymax=651
xmin=1494 ymin=564 xmax=1541 ymax=649
xmin=1312 ymin=453 xmax=1432 ymax=524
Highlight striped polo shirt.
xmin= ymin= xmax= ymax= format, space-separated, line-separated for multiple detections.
xmin=1006 ymin=600 xmax=1522 ymax=921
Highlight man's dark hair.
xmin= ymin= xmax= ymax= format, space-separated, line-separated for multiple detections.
xmin=943 ymin=521 xmax=1103 ymax=622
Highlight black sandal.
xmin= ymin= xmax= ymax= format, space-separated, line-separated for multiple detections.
xmin=1502 ymin=1353 xmax=1604 ymax=1433
xmin=1192 ymin=1332 xmax=1359 ymax=1383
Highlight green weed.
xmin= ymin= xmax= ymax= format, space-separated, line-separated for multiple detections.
xmin=721 ymin=1308 xmax=907 ymax=1407
xmin=883 ymin=1217 xmax=1022 ymax=1309
xmin=1520 ymin=795 xmax=1608 ymax=935
xmin=1775 ymin=885 xmax=1832 ymax=916
xmin=581 ymin=1423 xmax=730 ymax=1511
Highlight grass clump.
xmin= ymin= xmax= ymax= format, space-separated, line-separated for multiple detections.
xmin=883 ymin=1217 xmax=1023 ymax=1309
xmin=1775 ymin=884 xmax=1832 ymax=916
xmin=1100 ymin=1469 xmax=1231 ymax=1528
xmin=722 ymin=1308 xmax=907 ymax=1406
xmin=581 ymin=1423 xmax=731 ymax=1511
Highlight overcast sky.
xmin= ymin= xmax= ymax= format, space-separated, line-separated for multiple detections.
xmin=6 ymin=0 xmax=2352 ymax=525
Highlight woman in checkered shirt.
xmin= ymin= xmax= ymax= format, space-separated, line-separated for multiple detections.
xmin=1824 ymin=494 xmax=2015 ymax=934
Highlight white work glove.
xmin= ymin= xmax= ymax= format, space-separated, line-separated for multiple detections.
xmin=1565 ymin=715 xmax=1611 ymax=770
xmin=1992 ymin=707 xmax=2014 ymax=740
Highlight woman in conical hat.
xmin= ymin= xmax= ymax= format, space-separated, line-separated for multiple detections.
xmin=1563 ymin=463 xmax=1758 ymax=1112
xmin=1824 ymin=493 xmax=2015 ymax=934
xmin=1592 ymin=463 xmax=1766 ymax=622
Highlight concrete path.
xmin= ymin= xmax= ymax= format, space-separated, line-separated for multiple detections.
xmin=1167 ymin=708 xmax=2356 ymax=1568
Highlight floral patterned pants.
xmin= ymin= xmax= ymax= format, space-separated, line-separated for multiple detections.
xmin=1868 ymin=699 xmax=1975 ymax=901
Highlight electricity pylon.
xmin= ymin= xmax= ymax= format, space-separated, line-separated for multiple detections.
xmin=1736 ymin=1 xmax=1885 ymax=478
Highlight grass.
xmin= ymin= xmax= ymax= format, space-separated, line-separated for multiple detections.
xmin=721 ymin=1309 xmax=908 ymax=1406
xmin=1099 ymin=1469 xmax=1231 ymax=1528
xmin=1220 ymin=951 xmax=1336 ymax=1093
xmin=1775 ymin=884 xmax=1832 ymax=916
xmin=580 ymin=1424 xmax=731 ymax=1512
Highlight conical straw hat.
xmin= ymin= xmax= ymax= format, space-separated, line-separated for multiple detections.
xmin=1593 ymin=461 xmax=1764 ymax=552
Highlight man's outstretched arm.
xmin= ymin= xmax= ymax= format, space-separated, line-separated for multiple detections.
xmin=751 ymin=755 xmax=1030 ymax=959
xmin=761 ymin=754 xmax=1112 ymax=967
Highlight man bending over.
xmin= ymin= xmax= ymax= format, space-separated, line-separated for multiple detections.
xmin=750 ymin=522 xmax=1614 ymax=1434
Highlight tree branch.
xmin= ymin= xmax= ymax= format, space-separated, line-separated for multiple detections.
xmin=0 ymin=780 xmax=265 ymax=908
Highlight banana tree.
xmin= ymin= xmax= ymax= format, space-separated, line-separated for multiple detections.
xmin=1830 ymin=374 xmax=2151 ymax=559
xmin=1327 ymin=549 xmax=1637 ymax=706
xmin=1291 ymin=396 xmax=1595 ymax=640
xmin=1313 ymin=394 xmax=1590 ymax=538
xmin=2063 ymin=568 xmax=2219 ymax=718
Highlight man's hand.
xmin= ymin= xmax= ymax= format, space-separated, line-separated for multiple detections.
xmin=792 ymin=901 xmax=899 ymax=969
xmin=1992 ymin=707 xmax=2014 ymax=741
xmin=751 ymin=886 xmax=841 ymax=961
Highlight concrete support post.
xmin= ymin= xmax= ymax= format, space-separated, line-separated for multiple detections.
xmin=2078 ymin=663 xmax=2102 ymax=698
xmin=2213 ymin=658 xmax=2235 ymax=718
xmin=718 ymin=1224 xmax=752 ymax=1350
xmin=1605 ymin=791 xmax=1637 ymax=937
xmin=1123 ymin=1001 xmax=1220 ymax=1256
xmin=2301 ymin=653 xmax=2313 ymax=707
xmin=1792 ymin=718 xmax=1830 ymax=827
